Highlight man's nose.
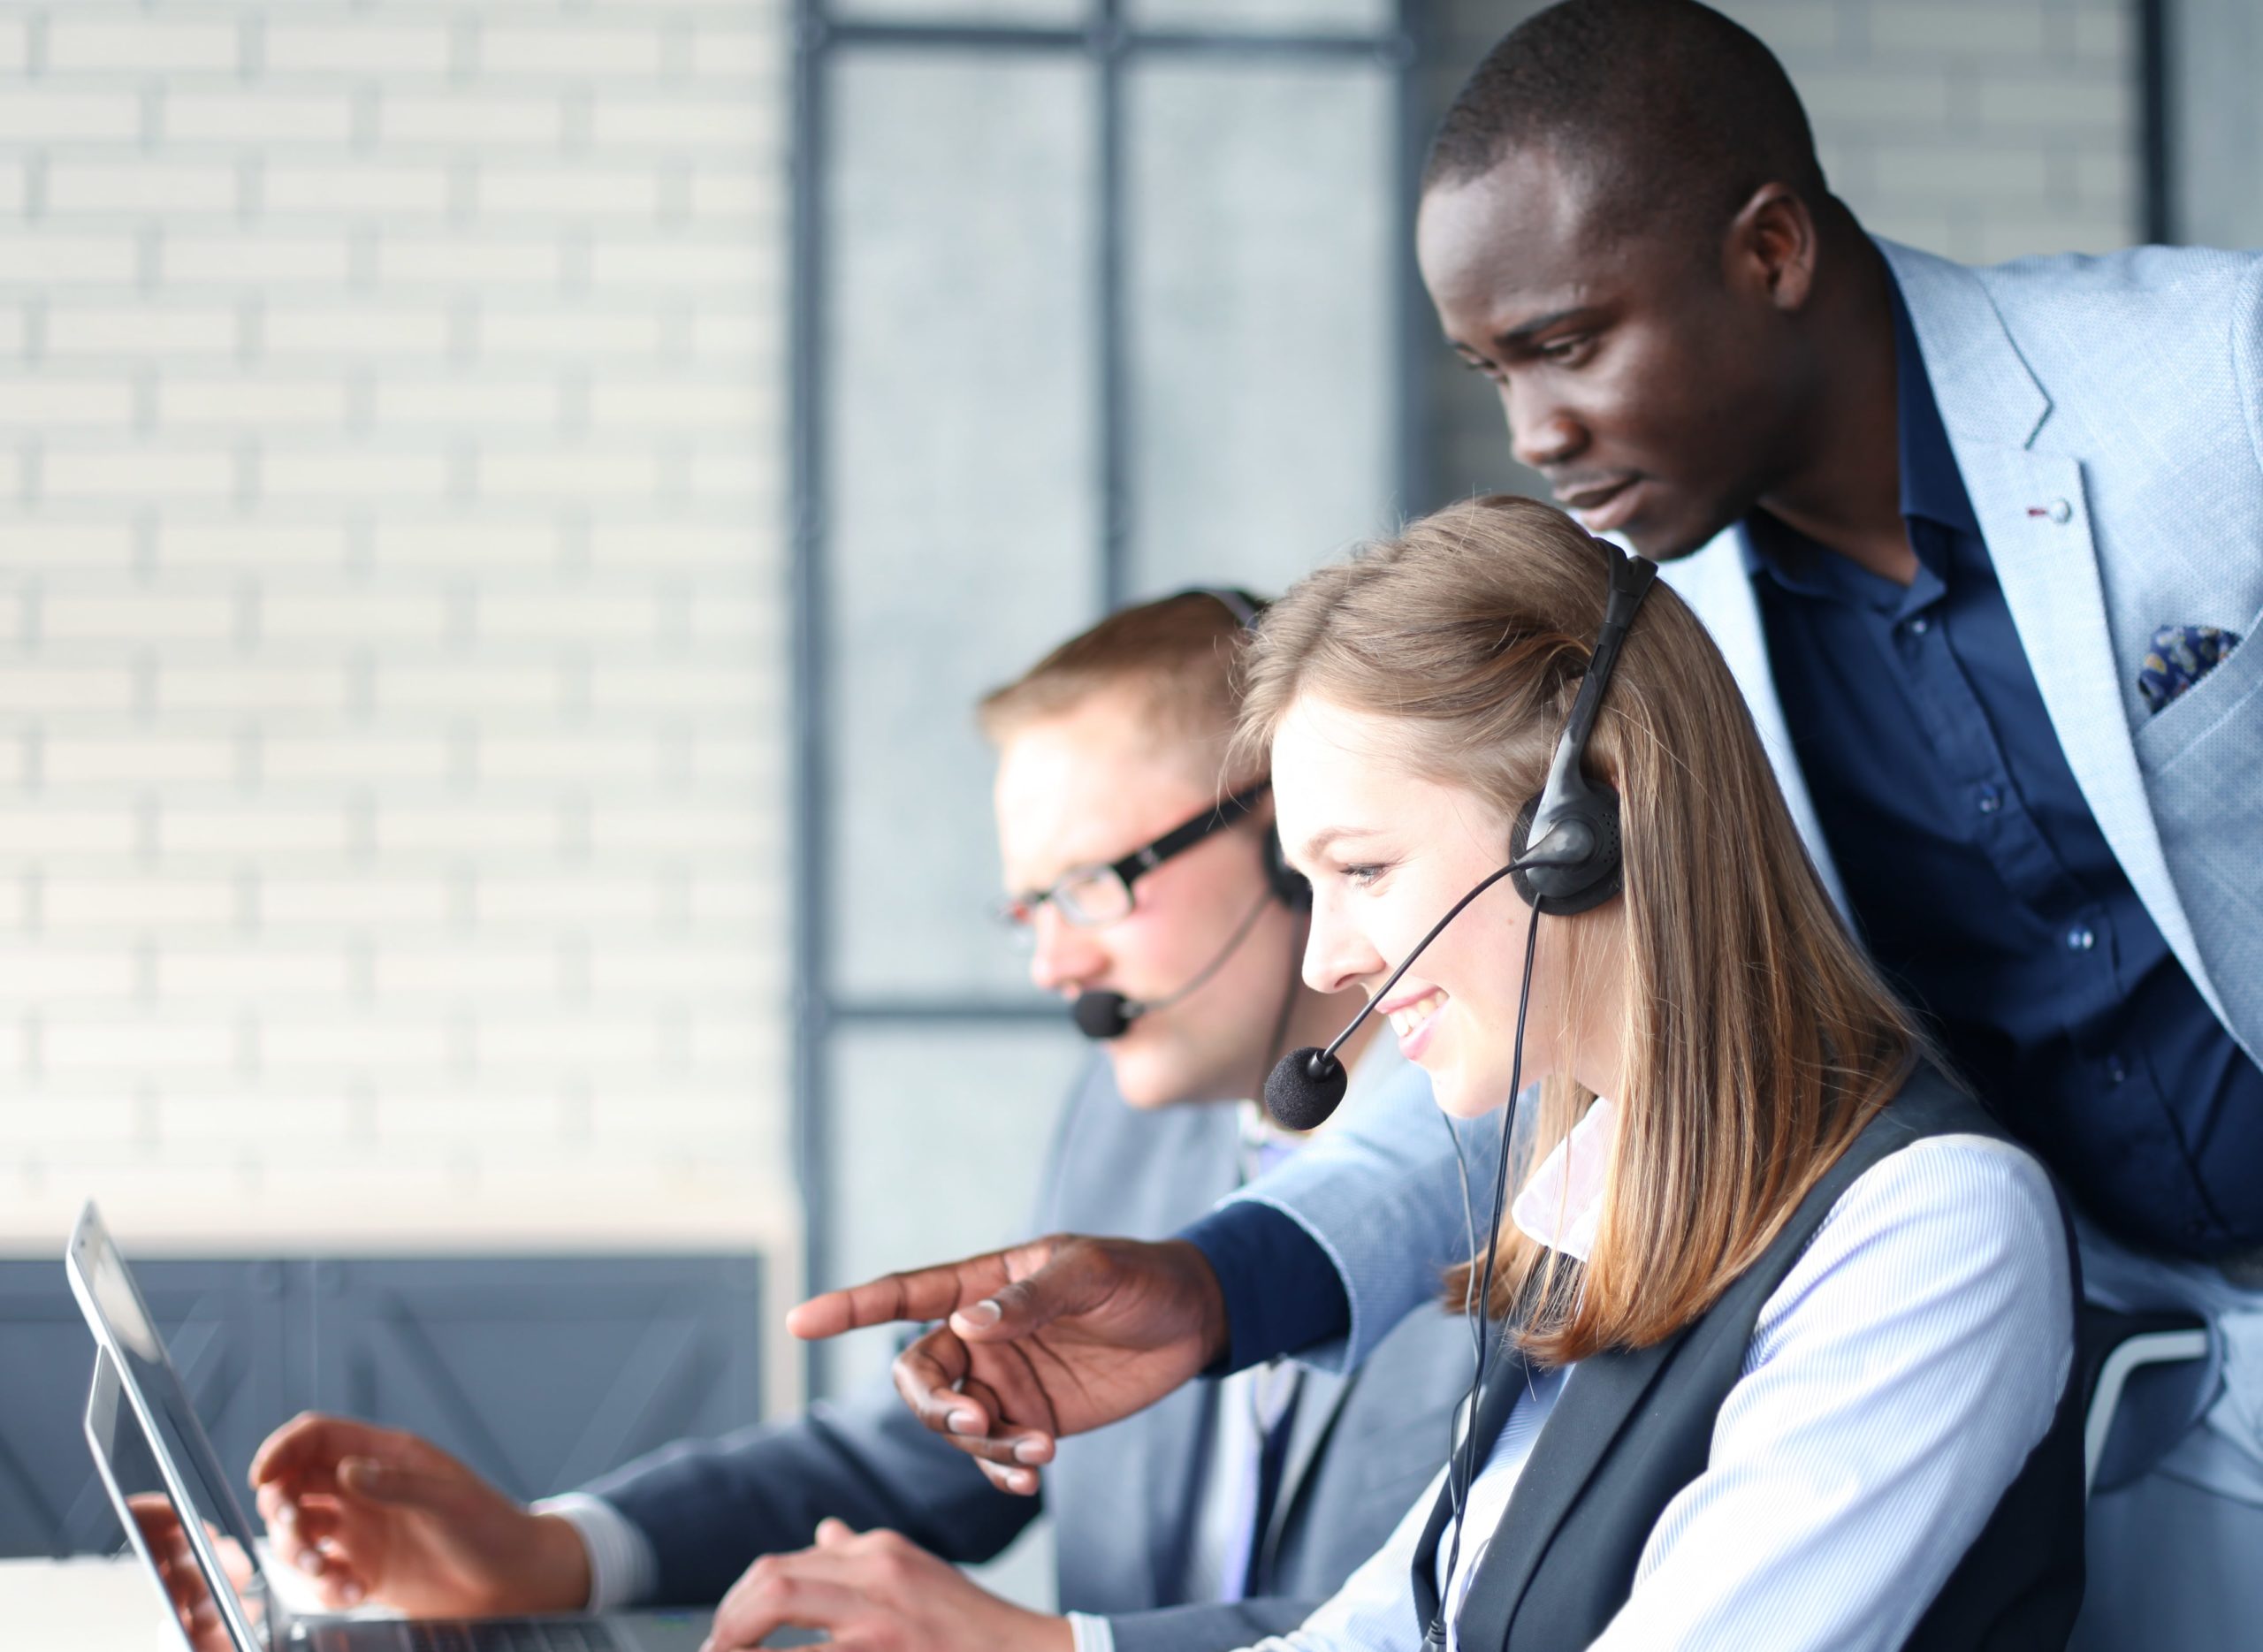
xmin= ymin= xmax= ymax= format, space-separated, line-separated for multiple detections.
xmin=1028 ymin=907 xmax=1104 ymax=994
xmin=1505 ymin=381 xmax=1584 ymax=472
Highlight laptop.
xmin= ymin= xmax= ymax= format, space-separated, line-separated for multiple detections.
xmin=68 ymin=1199 xmax=771 ymax=1652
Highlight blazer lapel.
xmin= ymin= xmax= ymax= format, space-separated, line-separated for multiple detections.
xmin=1450 ymin=1340 xmax=1680 ymax=1650
xmin=1883 ymin=240 xmax=2234 ymax=1039
xmin=1136 ymin=1379 xmax=1211 ymax=1607
xmin=1256 ymin=1364 xmax=1348 ymax=1577
xmin=1408 ymin=1352 xmax=1528 ymax=1633
xmin=1659 ymin=530 xmax=1849 ymax=917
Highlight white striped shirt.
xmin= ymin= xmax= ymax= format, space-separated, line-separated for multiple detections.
xmin=1246 ymin=1128 xmax=2074 ymax=1652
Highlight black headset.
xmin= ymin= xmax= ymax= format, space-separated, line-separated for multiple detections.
xmin=1069 ymin=587 xmax=1308 ymax=1042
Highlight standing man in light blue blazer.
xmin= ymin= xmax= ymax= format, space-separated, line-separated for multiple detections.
xmin=248 ymin=592 xmax=1470 ymax=1652
xmin=795 ymin=5 xmax=2262 ymax=1648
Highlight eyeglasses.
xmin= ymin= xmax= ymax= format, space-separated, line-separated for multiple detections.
xmin=997 ymin=780 xmax=1271 ymax=933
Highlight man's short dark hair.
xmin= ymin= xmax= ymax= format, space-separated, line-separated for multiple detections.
xmin=1425 ymin=0 xmax=1826 ymax=243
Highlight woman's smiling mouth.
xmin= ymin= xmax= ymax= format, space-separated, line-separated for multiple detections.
xmin=1383 ymin=987 xmax=1450 ymax=1058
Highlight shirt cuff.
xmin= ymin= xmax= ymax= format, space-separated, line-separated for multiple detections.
xmin=1067 ymin=1612 xmax=1117 ymax=1652
xmin=532 ymin=1493 xmax=658 ymax=1612
xmin=1179 ymin=1199 xmax=1351 ymax=1374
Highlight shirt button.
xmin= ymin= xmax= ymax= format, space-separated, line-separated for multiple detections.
xmin=1977 ymin=785 xmax=2002 ymax=815
xmin=2106 ymin=1057 xmax=2128 ymax=1085
xmin=2047 ymin=499 xmax=2074 ymax=524
xmin=1906 ymin=614 xmax=1932 ymax=636
xmin=2066 ymin=925 xmax=2096 ymax=951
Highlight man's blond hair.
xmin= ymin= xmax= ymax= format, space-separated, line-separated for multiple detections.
xmin=979 ymin=590 xmax=1265 ymax=788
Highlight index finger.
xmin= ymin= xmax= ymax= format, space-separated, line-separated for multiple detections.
xmin=785 ymin=1254 xmax=1012 ymax=1342
xmin=890 ymin=1330 xmax=1055 ymax=1484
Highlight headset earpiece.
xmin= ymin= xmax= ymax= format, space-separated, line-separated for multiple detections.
xmin=1509 ymin=788 xmax=1621 ymax=914
xmin=1505 ymin=541 xmax=1655 ymax=917
xmin=1263 ymin=824 xmax=1312 ymax=912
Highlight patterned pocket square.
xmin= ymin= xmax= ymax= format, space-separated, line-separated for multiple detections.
xmin=2138 ymin=624 xmax=2243 ymax=715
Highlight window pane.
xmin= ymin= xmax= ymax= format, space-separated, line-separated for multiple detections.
xmin=822 ymin=50 xmax=1100 ymax=1001
xmin=2173 ymin=0 xmax=2263 ymax=247
xmin=831 ymin=0 xmax=1088 ymax=24
xmin=1124 ymin=57 xmax=1397 ymax=599
xmin=1127 ymin=0 xmax=1392 ymax=34
xmin=819 ymin=1023 xmax=1089 ymax=1395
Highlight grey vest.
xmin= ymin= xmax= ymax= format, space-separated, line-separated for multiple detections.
xmin=1410 ymin=1070 xmax=2084 ymax=1650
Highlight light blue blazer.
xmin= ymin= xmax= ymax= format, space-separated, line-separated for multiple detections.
xmin=1663 ymin=238 xmax=2263 ymax=1070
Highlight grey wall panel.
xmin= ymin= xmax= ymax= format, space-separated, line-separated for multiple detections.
xmin=305 ymin=1256 xmax=765 ymax=1504
xmin=0 ymin=1260 xmax=286 ymax=1559
xmin=0 ymin=1254 xmax=762 ymax=1556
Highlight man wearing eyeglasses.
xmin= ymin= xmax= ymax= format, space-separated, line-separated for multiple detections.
xmin=244 ymin=591 xmax=1467 ymax=1652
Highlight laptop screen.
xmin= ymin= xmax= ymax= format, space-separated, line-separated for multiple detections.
xmin=68 ymin=1205 xmax=276 ymax=1645
xmin=86 ymin=1347 xmax=274 ymax=1652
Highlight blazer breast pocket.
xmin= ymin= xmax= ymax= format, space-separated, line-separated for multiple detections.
xmin=2132 ymin=608 xmax=2263 ymax=776
xmin=2130 ymin=607 xmax=2263 ymax=950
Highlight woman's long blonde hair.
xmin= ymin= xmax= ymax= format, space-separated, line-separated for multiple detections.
xmin=1235 ymin=496 xmax=1929 ymax=1362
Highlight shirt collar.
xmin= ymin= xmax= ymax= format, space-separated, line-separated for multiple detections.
xmin=1738 ymin=268 xmax=1977 ymax=595
xmin=1888 ymin=271 xmax=1980 ymax=540
xmin=1510 ymin=1097 xmax=1617 ymax=1261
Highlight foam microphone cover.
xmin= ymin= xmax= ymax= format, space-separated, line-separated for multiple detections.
xmin=1072 ymin=990 xmax=1135 ymax=1040
xmin=1266 ymin=1047 xmax=1348 ymax=1131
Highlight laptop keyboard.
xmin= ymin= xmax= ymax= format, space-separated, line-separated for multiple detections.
xmin=401 ymin=1622 xmax=625 ymax=1652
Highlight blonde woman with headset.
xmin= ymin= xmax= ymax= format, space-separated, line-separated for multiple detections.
xmin=1218 ymin=494 xmax=2083 ymax=1650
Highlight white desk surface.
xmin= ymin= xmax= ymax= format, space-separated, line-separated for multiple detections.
xmin=0 ymin=1557 xmax=788 ymax=1648
xmin=0 ymin=1556 xmax=175 ymax=1650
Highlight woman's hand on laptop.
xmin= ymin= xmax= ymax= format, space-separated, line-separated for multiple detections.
xmin=249 ymin=1413 xmax=591 ymax=1617
xmin=702 ymin=1518 xmax=1071 ymax=1652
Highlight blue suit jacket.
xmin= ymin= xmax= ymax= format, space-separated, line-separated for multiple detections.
xmin=583 ymin=1054 xmax=1471 ymax=1651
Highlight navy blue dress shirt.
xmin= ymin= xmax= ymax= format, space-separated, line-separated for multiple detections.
xmin=1185 ymin=275 xmax=2263 ymax=1370
xmin=1738 ymin=278 xmax=2263 ymax=1257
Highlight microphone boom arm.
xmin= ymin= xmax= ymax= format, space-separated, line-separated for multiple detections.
xmin=1311 ymin=827 xmax=1589 ymax=1075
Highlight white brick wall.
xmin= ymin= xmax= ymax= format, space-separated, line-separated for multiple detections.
xmin=0 ymin=1 xmax=795 ymax=1314
xmin=1720 ymin=0 xmax=2141 ymax=263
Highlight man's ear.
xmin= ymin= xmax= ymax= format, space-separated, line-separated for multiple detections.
xmin=1722 ymin=182 xmax=1819 ymax=314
